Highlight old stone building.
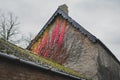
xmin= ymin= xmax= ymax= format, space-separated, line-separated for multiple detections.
xmin=27 ymin=4 xmax=120 ymax=80
xmin=0 ymin=4 xmax=120 ymax=80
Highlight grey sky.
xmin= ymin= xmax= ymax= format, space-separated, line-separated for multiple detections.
xmin=0 ymin=0 xmax=120 ymax=60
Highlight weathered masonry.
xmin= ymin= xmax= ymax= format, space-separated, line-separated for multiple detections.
xmin=27 ymin=4 xmax=120 ymax=80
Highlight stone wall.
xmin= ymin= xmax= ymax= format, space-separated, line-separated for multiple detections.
xmin=97 ymin=44 xmax=120 ymax=80
xmin=63 ymin=22 xmax=120 ymax=80
xmin=63 ymin=25 xmax=99 ymax=79
xmin=28 ymin=15 xmax=120 ymax=80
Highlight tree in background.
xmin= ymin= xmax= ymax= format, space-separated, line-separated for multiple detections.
xmin=0 ymin=10 xmax=34 ymax=48
xmin=21 ymin=32 xmax=35 ymax=48
xmin=0 ymin=11 xmax=20 ymax=43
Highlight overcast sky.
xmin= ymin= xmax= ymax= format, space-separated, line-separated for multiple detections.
xmin=0 ymin=0 xmax=120 ymax=60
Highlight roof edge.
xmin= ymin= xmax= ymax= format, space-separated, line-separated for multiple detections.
xmin=27 ymin=7 xmax=97 ymax=49
xmin=97 ymin=39 xmax=120 ymax=65
xmin=0 ymin=52 xmax=84 ymax=80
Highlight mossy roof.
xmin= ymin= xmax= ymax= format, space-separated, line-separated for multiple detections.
xmin=0 ymin=38 xmax=90 ymax=80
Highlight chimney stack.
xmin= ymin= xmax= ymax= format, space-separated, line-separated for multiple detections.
xmin=58 ymin=4 xmax=68 ymax=15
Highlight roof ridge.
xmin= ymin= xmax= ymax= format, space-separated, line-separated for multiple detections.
xmin=27 ymin=8 xmax=97 ymax=49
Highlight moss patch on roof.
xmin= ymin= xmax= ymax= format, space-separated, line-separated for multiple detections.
xmin=0 ymin=38 xmax=90 ymax=80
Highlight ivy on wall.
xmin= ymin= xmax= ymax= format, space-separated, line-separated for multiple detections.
xmin=31 ymin=17 xmax=67 ymax=64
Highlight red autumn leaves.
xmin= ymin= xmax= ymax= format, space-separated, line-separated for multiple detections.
xmin=32 ymin=18 xmax=67 ymax=63
xmin=58 ymin=20 xmax=66 ymax=48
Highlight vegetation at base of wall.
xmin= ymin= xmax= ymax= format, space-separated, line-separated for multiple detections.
xmin=0 ymin=38 xmax=90 ymax=80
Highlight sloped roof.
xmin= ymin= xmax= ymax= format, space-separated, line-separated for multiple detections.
xmin=27 ymin=7 xmax=120 ymax=65
xmin=27 ymin=7 xmax=97 ymax=49
xmin=0 ymin=38 xmax=88 ymax=80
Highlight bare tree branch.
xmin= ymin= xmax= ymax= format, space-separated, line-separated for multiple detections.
xmin=0 ymin=11 xmax=20 ymax=43
xmin=21 ymin=32 xmax=35 ymax=47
